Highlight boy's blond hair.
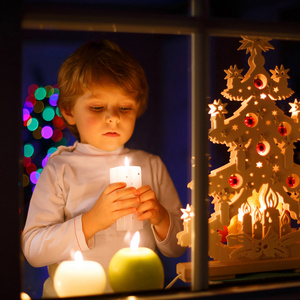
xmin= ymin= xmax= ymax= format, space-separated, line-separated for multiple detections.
xmin=57 ymin=40 xmax=148 ymax=140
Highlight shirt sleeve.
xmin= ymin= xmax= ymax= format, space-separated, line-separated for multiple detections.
xmin=149 ymin=155 xmax=187 ymax=257
xmin=21 ymin=161 xmax=93 ymax=268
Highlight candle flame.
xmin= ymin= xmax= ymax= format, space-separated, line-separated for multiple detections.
xmin=130 ymin=231 xmax=140 ymax=250
xmin=74 ymin=251 xmax=83 ymax=262
xmin=261 ymin=185 xmax=279 ymax=209
xmin=242 ymin=202 xmax=251 ymax=214
xmin=266 ymin=193 xmax=276 ymax=208
xmin=125 ymin=157 xmax=129 ymax=167
xmin=281 ymin=210 xmax=290 ymax=225
xmin=254 ymin=206 xmax=262 ymax=222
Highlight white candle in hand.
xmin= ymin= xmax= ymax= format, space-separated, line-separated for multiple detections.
xmin=110 ymin=157 xmax=143 ymax=231
xmin=110 ymin=157 xmax=142 ymax=188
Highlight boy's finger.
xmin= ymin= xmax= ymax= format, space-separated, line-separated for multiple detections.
xmin=114 ymin=186 xmax=138 ymax=199
xmin=139 ymin=189 xmax=156 ymax=203
xmin=104 ymin=182 xmax=137 ymax=195
xmin=112 ymin=206 xmax=137 ymax=220
xmin=104 ymin=182 xmax=127 ymax=195
xmin=113 ymin=197 xmax=140 ymax=210
xmin=134 ymin=185 xmax=151 ymax=196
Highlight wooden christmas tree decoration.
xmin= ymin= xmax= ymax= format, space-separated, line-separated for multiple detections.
xmin=177 ymin=36 xmax=300 ymax=280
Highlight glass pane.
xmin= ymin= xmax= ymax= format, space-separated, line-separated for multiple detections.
xmin=209 ymin=0 xmax=300 ymax=23
xmin=21 ymin=31 xmax=191 ymax=298
xmin=23 ymin=0 xmax=191 ymax=15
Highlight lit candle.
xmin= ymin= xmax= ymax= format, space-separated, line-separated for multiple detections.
xmin=253 ymin=207 xmax=262 ymax=239
xmin=108 ymin=232 xmax=164 ymax=292
xmin=110 ymin=157 xmax=143 ymax=231
xmin=242 ymin=202 xmax=252 ymax=236
xmin=280 ymin=210 xmax=291 ymax=237
xmin=263 ymin=189 xmax=280 ymax=236
xmin=53 ymin=251 xmax=106 ymax=298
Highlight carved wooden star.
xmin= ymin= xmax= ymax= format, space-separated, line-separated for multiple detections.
xmin=224 ymin=65 xmax=243 ymax=80
xmin=238 ymin=36 xmax=274 ymax=54
xmin=180 ymin=204 xmax=194 ymax=220
xmin=209 ymin=99 xmax=228 ymax=116
xmin=270 ymin=65 xmax=290 ymax=81
xmin=289 ymin=99 xmax=300 ymax=116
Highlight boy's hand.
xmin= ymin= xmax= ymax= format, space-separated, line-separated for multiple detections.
xmin=82 ymin=182 xmax=140 ymax=241
xmin=134 ymin=185 xmax=170 ymax=241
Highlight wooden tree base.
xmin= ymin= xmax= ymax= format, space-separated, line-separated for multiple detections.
xmin=177 ymin=257 xmax=300 ymax=282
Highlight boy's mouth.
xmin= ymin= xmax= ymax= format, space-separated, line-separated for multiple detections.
xmin=103 ymin=132 xmax=120 ymax=137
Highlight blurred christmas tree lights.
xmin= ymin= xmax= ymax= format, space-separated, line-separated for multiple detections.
xmin=23 ymin=84 xmax=73 ymax=196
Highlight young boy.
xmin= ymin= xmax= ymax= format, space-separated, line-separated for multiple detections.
xmin=22 ymin=40 xmax=185 ymax=296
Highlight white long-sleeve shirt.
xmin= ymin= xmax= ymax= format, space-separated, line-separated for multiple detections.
xmin=22 ymin=142 xmax=185 ymax=270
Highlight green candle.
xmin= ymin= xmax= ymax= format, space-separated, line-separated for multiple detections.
xmin=108 ymin=232 xmax=164 ymax=292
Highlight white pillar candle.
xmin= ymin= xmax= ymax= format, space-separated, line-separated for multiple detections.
xmin=110 ymin=157 xmax=143 ymax=231
xmin=54 ymin=251 xmax=106 ymax=298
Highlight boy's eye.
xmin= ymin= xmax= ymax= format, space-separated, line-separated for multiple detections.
xmin=90 ymin=106 xmax=103 ymax=111
xmin=119 ymin=107 xmax=132 ymax=111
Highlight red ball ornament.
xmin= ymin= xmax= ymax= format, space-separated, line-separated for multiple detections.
xmin=278 ymin=124 xmax=287 ymax=136
xmin=287 ymin=176 xmax=296 ymax=187
xmin=254 ymin=78 xmax=263 ymax=89
xmin=256 ymin=142 xmax=266 ymax=155
xmin=229 ymin=175 xmax=239 ymax=187
xmin=244 ymin=116 xmax=255 ymax=127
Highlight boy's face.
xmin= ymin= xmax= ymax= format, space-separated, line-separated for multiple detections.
xmin=62 ymin=84 xmax=139 ymax=151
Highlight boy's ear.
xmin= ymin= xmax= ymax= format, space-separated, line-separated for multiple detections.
xmin=61 ymin=108 xmax=76 ymax=125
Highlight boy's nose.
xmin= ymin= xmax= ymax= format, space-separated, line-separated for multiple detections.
xmin=105 ymin=110 xmax=120 ymax=124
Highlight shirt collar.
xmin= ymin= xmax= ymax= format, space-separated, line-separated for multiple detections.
xmin=75 ymin=142 xmax=128 ymax=156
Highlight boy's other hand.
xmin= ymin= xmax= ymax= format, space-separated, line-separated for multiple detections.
xmin=134 ymin=185 xmax=170 ymax=241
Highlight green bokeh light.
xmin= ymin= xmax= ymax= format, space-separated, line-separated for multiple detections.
xmin=24 ymin=143 xmax=34 ymax=158
xmin=27 ymin=118 xmax=39 ymax=131
xmin=42 ymin=106 xmax=55 ymax=121
xmin=35 ymin=87 xmax=47 ymax=100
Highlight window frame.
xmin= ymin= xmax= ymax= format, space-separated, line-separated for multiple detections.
xmin=5 ymin=0 xmax=300 ymax=298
